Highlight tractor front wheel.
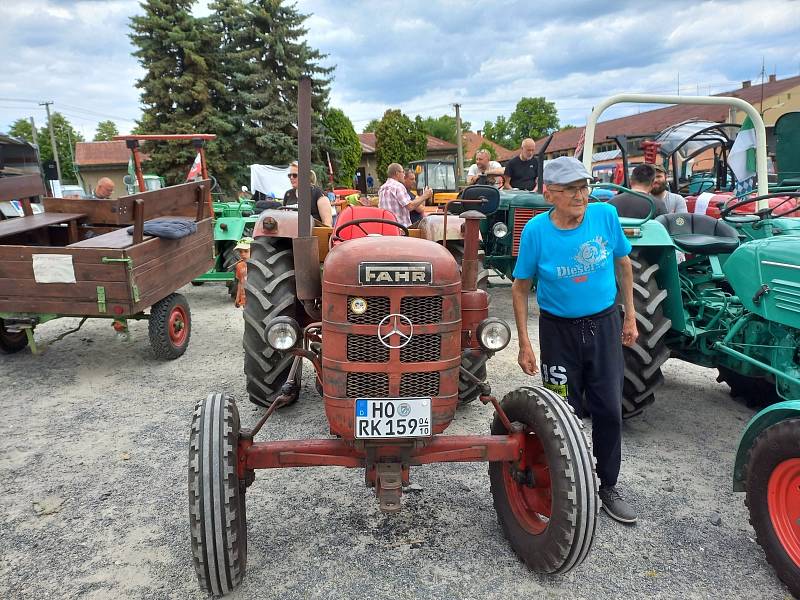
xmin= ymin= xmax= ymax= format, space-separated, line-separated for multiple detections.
xmin=148 ymin=293 xmax=191 ymax=359
xmin=189 ymin=393 xmax=248 ymax=596
xmin=745 ymin=418 xmax=800 ymax=598
xmin=489 ymin=386 xmax=598 ymax=574
xmin=0 ymin=318 xmax=28 ymax=354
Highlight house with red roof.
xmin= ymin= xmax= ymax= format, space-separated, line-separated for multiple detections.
xmin=357 ymin=133 xmax=457 ymax=188
xmin=74 ymin=140 xmax=147 ymax=199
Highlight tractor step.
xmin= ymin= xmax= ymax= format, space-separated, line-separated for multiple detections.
xmin=376 ymin=462 xmax=403 ymax=514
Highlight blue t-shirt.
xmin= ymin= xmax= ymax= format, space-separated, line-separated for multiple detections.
xmin=512 ymin=203 xmax=631 ymax=318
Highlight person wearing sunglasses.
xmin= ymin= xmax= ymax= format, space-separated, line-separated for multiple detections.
xmin=511 ymin=156 xmax=639 ymax=525
xmin=282 ymin=161 xmax=333 ymax=226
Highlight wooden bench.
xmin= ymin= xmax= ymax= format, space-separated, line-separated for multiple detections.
xmin=0 ymin=212 xmax=86 ymax=244
xmin=68 ymin=227 xmax=153 ymax=249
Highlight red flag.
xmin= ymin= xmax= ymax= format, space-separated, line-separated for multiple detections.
xmin=186 ymin=153 xmax=202 ymax=181
xmin=573 ymin=128 xmax=586 ymax=159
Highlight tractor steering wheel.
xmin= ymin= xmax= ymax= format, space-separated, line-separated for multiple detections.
xmin=331 ymin=218 xmax=409 ymax=244
xmin=720 ymin=192 xmax=800 ymax=221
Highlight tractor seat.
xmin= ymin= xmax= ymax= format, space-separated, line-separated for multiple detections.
xmin=655 ymin=213 xmax=739 ymax=255
xmin=334 ymin=205 xmax=402 ymax=242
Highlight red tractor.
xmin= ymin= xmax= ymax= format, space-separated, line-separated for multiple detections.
xmin=187 ymin=79 xmax=598 ymax=595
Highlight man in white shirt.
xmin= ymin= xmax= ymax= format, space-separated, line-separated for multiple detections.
xmin=650 ymin=163 xmax=687 ymax=213
xmin=466 ymin=149 xmax=504 ymax=186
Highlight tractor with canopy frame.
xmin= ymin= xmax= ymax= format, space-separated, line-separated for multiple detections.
xmin=187 ymin=78 xmax=599 ymax=596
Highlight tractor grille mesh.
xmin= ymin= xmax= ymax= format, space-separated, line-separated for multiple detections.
xmin=347 ymin=296 xmax=390 ymax=324
xmin=347 ymin=335 xmax=389 ymax=362
xmin=400 ymin=372 xmax=440 ymax=397
xmin=347 ymin=372 xmax=389 ymax=398
xmin=400 ymin=296 xmax=442 ymax=324
xmin=512 ymin=208 xmax=536 ymax=256
xmin=400 ymin=334 xmax=441 ymax=363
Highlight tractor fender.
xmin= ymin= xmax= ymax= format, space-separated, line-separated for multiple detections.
xmin=214 ymin=216 xmax=258 ymax=241
xmin=626 ymin=217 xmax=677 ymax=248
xmin=252 ymin=209 xmax=313 ymax=239
xmin=417 ymin=213 xmax=469 ymax=243
xmin=733 ymin=400 xmax=800 ymax=491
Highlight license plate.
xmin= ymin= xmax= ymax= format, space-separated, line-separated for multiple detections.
xmin=354 ymin=398 xmax=432 ymax=439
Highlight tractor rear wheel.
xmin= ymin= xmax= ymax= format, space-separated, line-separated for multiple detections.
xmin=0 ymin=318 xmax=28 ymax=354
xmin=489 ymin=386 xmax=598 ymax=574
xmin=717 ymin=366 xmax=780 ymax=408
xmin=189 ymin=393 xmax=248 ymax=597
xmin=148 ymin=293 xmax=191 ymax=359
xmin=243 ymin=237 xmax=300 ymax=408
xmin=621 ymin=250 xmax=671 ymax=418
xmin=745 ymin=418 xmax=800 ymax=598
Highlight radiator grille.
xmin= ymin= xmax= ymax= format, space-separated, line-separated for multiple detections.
xmin=400 ymin=334 xmax=441 ymax=362
xmin=400 ymin=296 xmax=443 ymax=324
xmin=512 ymin=208 xmax=536 ymax=256
xmin=400 ymin=372 xmax=440 ymax=397
xmin=348 ymin=296 xmax=390 ymax=324
xmin=347 ymin=335 xmax=389 ymax=362
xmin=347 ymin=372 xmax=389 ymax=397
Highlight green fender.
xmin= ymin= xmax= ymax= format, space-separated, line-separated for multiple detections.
xmin=213 ymin=216 xmax=258 ymax=242
xmin=733 ymin=400 xmax=800 ymax=491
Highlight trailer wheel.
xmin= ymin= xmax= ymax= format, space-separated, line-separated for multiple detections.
xmin=745 ymin=418 xmax=800 ymax=598
xmin=0 ymin=318 xmax=28 ymax=354
xmin=189 ymin=393 xmax=248 ymax=597
xmin=458 ymin=350 xmax=487 ymax=405
xmin=621 ymin=250 xmax=671 ymax=418
xmin=149 ymin=293 xmax=191 ymax=359
xmin=489 ymin=386 xmax=598 ymax=574
xmin=243 ymin=237 xmax=299 ymax=408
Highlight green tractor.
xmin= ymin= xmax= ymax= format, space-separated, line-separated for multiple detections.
xmin=580 ymin=94 xmax=800 ymax=418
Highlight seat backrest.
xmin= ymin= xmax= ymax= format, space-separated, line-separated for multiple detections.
xmin=655 ymin=212 xmax=738 ymax=238
xmin=335 ymin=205 xmax=401 ymax=241
xmin=451 ymin=184 xmax=500 ymax=215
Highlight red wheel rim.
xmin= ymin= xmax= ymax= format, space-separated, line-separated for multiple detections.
xmin=502 ymin=430 xmax=552 ymax=534
xmin=168 ymin=305 xmax=188 ymax=346
xmin=768 ymin=458 xmax=800 ymax=566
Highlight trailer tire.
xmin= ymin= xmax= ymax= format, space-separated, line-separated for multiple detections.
xmin=148 ymin=293 xmax=191 ymax=359
xmin=0 ymin=319 xmax=28 ymax=354
xmin=189 ymin=393 xmax=248 ymax=597
xmin=489 ymin=386 xmax=598 ymax=574
xmin=243 ymin=237 xmax=299 ymax=408
xmin=745 ymin=418 xmax=800 ymax=598
xmin=621 ymin=250 xmax=671 ymax=418
xmin=458 ymin=351 xmax=487 ymax=405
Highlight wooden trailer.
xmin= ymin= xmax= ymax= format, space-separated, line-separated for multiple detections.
xmin=0 ymin=174 xmax=213 ymax=358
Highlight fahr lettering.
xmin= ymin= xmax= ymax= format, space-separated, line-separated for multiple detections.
xmin=365 ymin=268 xmax=427 ymax=283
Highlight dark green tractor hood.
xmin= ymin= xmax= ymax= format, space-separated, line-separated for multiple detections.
xmin=498 ymin=190 xmax=549 ymax=211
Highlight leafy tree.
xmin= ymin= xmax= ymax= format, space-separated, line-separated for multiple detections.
xmin=8 ymin=118 xmax=35 ymax=142
xmin=362 ymin=118 xmax=380 ymax=133
xmin=10 ymin=114 xmax=84 ymax=183
xmin=322 ymin=108 xmax=361 ymax=187
xmin=482 ymin=115 xmax=514 ymax=149
xmin=374 ymin=110 xmax=427 ymax=180
xmin=484 ymin=97 xmax=560 ymax=148
xmin=417 ymin=114 xmax=471 ymax=145
xmin=94 ymin=120 xmax=119 ymax=141
xmin=477 ymin=141 xmax=497 ymax=161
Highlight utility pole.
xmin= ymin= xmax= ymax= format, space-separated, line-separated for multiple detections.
xmin=454 ymin=103 xmax=464 ymax=183
xmin=28 ymin=117 xmax=39 ymax=148
xmin=39 ymin=101 xmax=62 ymax=181
xmin=759 ymin=56 xmax=766 ymax=115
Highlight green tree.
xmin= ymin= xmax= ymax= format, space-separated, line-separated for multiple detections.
xmin=322 ymin=108 xmax=361 ymax=187
xmin=10 ymin=114 xmax=84 ymax=183
xmin=374 ymin=110 xmax=427 ymax=180
xmin=559 ymin=124 xmax=576 ymax=131
xmin=362 ymin=118 xmax=380 ymax=133
xmin=482 ymin=115 xmax=515 ymax=148
xmin=484 ymin=97 xmax=560 ymax=148
xmin=417 ymin=114 xmax=471 ymax=145
xmin=94 ymin=120 xmax=119 ymax=141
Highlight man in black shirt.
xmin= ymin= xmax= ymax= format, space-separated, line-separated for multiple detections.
xmin=608 ymin=163 xmax=667 ymax=219
xmin=503 ymin=138 xmax=538 ymax=190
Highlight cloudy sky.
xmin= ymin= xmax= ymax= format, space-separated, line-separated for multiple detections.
xmin=2 ymin=0 xmax=799 ymax=141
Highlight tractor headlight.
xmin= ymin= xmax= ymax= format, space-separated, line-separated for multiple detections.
xmin=492 ymin=222 xmax=509 ymax=238
xmin=477 ymin=318 xmax=511 ymax=352
xmin=266 ymin=317 xmax=300 ymax=350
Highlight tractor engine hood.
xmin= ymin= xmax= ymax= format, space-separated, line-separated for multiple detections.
xmin=323 ymin=236 xmax=460 ymax=288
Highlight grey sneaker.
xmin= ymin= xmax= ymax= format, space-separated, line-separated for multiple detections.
xmin=599 ymin=486 xmax=637 ymax=524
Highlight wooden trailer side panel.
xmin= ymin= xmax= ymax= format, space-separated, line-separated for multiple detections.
xmin=0 ymin=246 xmax=132 ymax=316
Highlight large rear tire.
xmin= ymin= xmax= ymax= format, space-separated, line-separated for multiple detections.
xmin=621 ymin=250 xmax=671 ymax=418
xmin=745 ymin=418 xmax=800 ymax=598
xmin=189 ymin=393 xmax=248 ymax=597
xmin=0 ymin=318 xmax=28 ymax=354
xmin=489 ymin=386 xmax=598 ymax=573
xmin=243 ymin=237 xmax=299 ymax=408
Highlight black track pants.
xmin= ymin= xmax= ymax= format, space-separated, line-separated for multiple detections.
xmin=538 ymin=304 xmax=623 ymax=488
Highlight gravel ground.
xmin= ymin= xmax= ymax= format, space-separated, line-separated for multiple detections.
xmin=0 ymin=281 xmax=792 ymax=599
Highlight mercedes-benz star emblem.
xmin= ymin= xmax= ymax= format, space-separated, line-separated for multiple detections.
xmin=377 ymin=313 xmax=414 ymax=349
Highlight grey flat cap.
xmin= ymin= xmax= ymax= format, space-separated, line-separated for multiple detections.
xmin=543 ymin=156 xmax=592 ymax=185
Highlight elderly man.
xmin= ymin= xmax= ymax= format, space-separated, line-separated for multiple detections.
xmin=402 ymin=168 xmax=432 ymax=224
xmin=466 ymin=149 xmax=504 ymax=186
xmin=512 ymin=156 xmax=639 ymax=524
xmin=650 ymin=164 xmax=687 ymax=213
xmin=92 ymin=177 xmax=115 ymax=199
xmin=609 ymin=163 xmax=667 ymax=219
xmin=379 ymin=163 xmax=427 ymax=227
xmin=503 ymin=138 xmax=538 ymax=190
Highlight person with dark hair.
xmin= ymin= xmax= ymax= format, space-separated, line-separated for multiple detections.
xmin=403 ymin=168 xmax=432 ymax=224
xmin=608 ymin=163 xmax=667 ymax=218
xmin=650 ymin=163 xmax=687 ymax=213
xmin=282 ymin=161 xmax=332 ymax=226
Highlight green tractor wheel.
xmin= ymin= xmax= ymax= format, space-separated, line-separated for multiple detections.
xmin=621 ymin=250 xmax=671 ymax=418
xmin=242 ymin=237 xmax=301 ymax=408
